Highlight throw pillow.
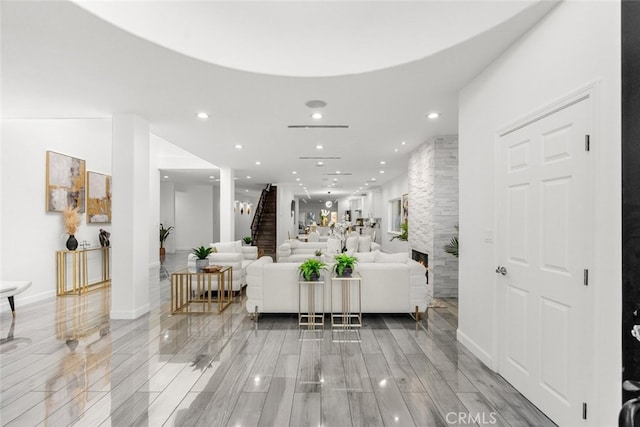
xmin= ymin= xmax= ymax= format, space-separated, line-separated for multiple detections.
xmin=327 ymin=237 xmax=341 ymax=255
xmin=358 ymin=236 xmax=372 ymax=252
xmin=346 ymin=235 xmax=359 ymax=254
xmin=215 ymin=241 xmax=241 ymax=253
xmin=375 ymin=251 xmax=409 ymax=263
xmin=355 ymin=250 xmax=377 ymax=263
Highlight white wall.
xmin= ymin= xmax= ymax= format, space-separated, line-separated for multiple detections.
xmin=379 ymin=173 xmax=409 ymax=254
xmin=458 ymin=2 xmax=620 ymax=424
xmin=1 ymin=119 xmax=112 ymax=306
xmin=174 ymin=185 xmax=214 ymax=250
xmin=149 ymin=135 xmax=160 ymax=267
xmin=159 ymin=181 xmax=176 ymax=253
xmin=234 ymin=190 xmax=260 ymax=241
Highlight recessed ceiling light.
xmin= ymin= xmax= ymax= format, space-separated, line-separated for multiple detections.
xmin=427 ymin=112 xmax=440 ymax=119
xmin=401 ymin=141 xmax=406 ymax=145
xmin=234 ymin=177 xmax=238 ymax=180
xmin=296 ymin=178 xmax=300 ymax=181
xmin=379 ymin=161 xmax=386 ymax=165
xmin=365 ymin=183 xmax=369 ymax=186
xmin=333 ymin=178 xmax=338 ymax=182
xmin=336 ymin=171 xmax=341 ymax=174
xmin=209 ymin=176 xmax=214 ymax=179
xmin=255 ymin=161 xmax=261 ymax=165
xmin=371 ymin=178 xmax=376 ymax=181
xmin=196 ymin=112 xmax=209 ymax=119
xmin=246 ymin=176 xmax=251 ymax=179
xmin=316 ymin=145 xmax=323 ymax=150
xmin=292 ymin=171 xmax=297 ymax=174
xmin=235 ymin=144 xmax=243 ymax=149
xmin=317 ymin=161 xmax=324 ymax=166
xmin=380 ymin=170 xmax=385 ymax=174
xmin=311 ymin=112 xmax=323 ymax=120
xmin=245 ymin=189 xmax=249 ymax=192
xmin=394 ymin=148 xmax=399 ymax=152
xmin=299 ymin=183 xmax=303 ymax=186
xmin=163 ymin=175 xmax=169 ymax=179
xmin=215 ymin=179 xmax=220 ymax=182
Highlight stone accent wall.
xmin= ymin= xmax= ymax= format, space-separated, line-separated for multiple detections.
xmin=409 ymin=135 xmax=459 ymax=298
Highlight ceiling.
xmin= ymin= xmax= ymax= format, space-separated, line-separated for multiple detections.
xmin=1 ymin=1 xmax=557 ymax=200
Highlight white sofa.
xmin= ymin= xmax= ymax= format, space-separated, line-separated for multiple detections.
xmin=277 ymin=236 xmax=381 ymax=262
xmin=246 ymin=251 xmax=429 ymax=316
xmin=187 ymin=240 xmax=258 ymax=291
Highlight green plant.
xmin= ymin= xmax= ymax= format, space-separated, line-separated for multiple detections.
xmin=160 ymin=223 xmax=174 ymax=248
xmin=390 ymin=221 xmax=408 ymax=242
xmin=243 ymin=236 xmax=253 ymax=245
xmin=333 ymin=253 xmax=358 ymax=276
xmin=191 ymin=245 xmax=213 ymax=260
xmin=443 ymin=225 xmax=459 ymax=258
xmin=298 ymin=258 xmax=328 ymax=281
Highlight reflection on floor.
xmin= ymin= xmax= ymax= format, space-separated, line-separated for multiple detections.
xmin=0 ymin=252 xmax=555 ymax=426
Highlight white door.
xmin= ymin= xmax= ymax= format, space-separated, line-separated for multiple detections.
xmin=496 ymin=97 xmax=594 ymax=425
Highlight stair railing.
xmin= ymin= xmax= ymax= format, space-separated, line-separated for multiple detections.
xmin=250 ymin=184 xmax=272 ymax=243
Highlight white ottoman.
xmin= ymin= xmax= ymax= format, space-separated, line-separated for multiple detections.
xmin=0 ymin=281 xmax=32 ymax=317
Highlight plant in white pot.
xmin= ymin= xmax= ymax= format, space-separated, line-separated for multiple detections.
xmin=192 ymin=246 xmax=213 ymax=272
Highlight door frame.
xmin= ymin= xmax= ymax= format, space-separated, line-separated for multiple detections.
xmin=491 ymin=82 xmax=599 ymax=419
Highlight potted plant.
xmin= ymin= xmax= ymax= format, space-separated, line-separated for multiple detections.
xmin=333 ymin=253 xmax=358 ymax=277
xmin=443 ymin=225 xmax=459 ymax=257
xmin=298 ymin=258 xmax=328 ymax=281
xmin=159 ymin=223 xmax=174 ymax=256
xmin=242 ymin=236 xmax=253 ymax=246
xmin=192 ymin=245 xmax=213 ymax=272
xmin=390 ymin=221 xmax=408 ymax=242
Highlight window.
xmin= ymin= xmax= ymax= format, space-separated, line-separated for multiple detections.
xmin=389 ymin=198 xmax=402 ymax=233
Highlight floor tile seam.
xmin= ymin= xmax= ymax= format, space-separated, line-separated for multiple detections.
xmin=0 ymin=391 xmax=49 ymax=425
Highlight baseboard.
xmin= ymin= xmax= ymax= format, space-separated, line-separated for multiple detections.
xmin=0 ymin=289 xmax=55 ymax=313
xmin=457 ymin=328 xmax=494 ymax=368
xmin=110 ymin=303 xmax=150 ymax=319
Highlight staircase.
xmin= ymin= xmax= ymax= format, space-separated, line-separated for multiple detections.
xmin=251 ymin=185 xmax=277 ymax=259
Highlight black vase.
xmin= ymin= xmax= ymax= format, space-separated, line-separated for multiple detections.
xmin=340 ymin=267 xmax=353 ymax=277
xmin=309 ymin=272 xmax=320 ymax=281
xmin=66 ymin=234 xmax=78 ymax=251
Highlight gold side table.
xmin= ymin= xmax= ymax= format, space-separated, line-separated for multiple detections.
xmin=330 ymin=272 xmax=362 ymax=329
xmin=171 ymin=266 xmax=233 ymax=314
xmin=298 ymin=278 xmax=325 ymax=328
xmin=56 ymin=247 xmax=111 ymax=296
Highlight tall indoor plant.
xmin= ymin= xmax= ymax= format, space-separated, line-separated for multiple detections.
xmin=159 ymin=223 xmax=174 ymax=256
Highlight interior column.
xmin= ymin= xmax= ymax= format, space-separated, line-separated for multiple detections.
xmin=111 ymin=114 xmax=151 ymax=319
xmin=220 ymin=167 xmax=235 ymax=242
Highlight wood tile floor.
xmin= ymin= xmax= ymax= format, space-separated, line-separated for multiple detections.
xmin=0 ymin=253 xmax=555 ymax=426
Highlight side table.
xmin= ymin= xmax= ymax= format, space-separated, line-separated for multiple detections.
xmin=330 ymin=272 xmax=362 ymax=328
xmin=171 ymin=266 xmax=233 ymax=314
xmin=298 ymin=278 xmax=325 ymax=328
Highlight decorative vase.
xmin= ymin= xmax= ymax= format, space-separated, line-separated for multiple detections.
xmin=160 ymin=247 xmax=166 ymax=256
xmin=340 ymin=267 xmax=353 ymax=277
xmin=66 ymin=234 xmax=78 ymax=251
xmin=309 ymin=272 xmax=320 ymax=281
xmin=321 ymin=217 xmax=328 ymax=227
xmin=195 ymin=258 xmax=209 ymax=272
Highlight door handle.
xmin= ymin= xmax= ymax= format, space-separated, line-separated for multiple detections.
xmin=495 ymin=266 xmax=507 ymax=276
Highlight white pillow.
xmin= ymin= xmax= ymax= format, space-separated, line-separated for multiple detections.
xmin=346 ymin=235 xmax=359 ymax=254
xmin=326 ymin=237 xmax=342 ymax=255
xmin=375 ymin=251 xmax=409 ymax=263
xmin=358 ymin=236 xmax=372 ymax=252
xmin=355 ymin=250 xmax=377 ymax=263
xmin=215 ymin=241 xmax=242 ymax=253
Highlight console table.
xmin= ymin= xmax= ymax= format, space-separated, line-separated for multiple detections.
xmin=171 ymin=266 xmax=233 ymax=314
xmin=56 ymin=247 xmax=111 ymax=296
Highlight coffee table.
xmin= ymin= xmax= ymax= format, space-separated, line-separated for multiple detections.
xmin=170 ymin=266 xmax=233 ymax=314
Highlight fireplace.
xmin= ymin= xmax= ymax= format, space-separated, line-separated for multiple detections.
xmin=411 ymin=250 xmax=429 ymax=283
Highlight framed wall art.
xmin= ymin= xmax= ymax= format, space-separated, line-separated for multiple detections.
xmin=46 ymin=151 xmax=86 ymax=212
xmin=86 ymin=171 xmax=111 ymax=223
xmin=402 ymin=193 xmax=409 ymax=223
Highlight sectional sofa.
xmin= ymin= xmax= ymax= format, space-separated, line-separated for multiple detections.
xmin=245 ymin=251 xmax=429 ymax=317
xmin=277 ymin=235 xmax=381 ymax=262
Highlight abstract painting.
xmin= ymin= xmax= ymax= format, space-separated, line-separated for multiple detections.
xmin=402 ymin=193 xmax=409 ymax=223
xmin=86 ymin=171 xmax=111 ymax=223
xmin=46 ymin=151 xmax=86 ymax=212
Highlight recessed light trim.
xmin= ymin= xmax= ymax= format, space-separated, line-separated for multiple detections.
xmin=311 ymin=112 xmax=323 ymax=120
xmin=316 ymin=145 xmax=323 ymax=150
xmin=255 ymin=161 xmax=261 ymax=165
xmin=317 ymin=161 xmax=324 ymax=166
xmin=380 ymin=170 xmax=385 ymax=174
xmin=401 ymin=141 xmax=406 ymax=145
xmin=379 ymin=161 xmax=386 ymax=165
xmin=196 ymin=112 xmax=209 ymax=119
xmin=234 ymin=144 xmax=243 ymax=149
xmin=427 ymin=112 xmax=440 ymax=119
xmin=246 ymin=176 xmax=251 ymax=179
